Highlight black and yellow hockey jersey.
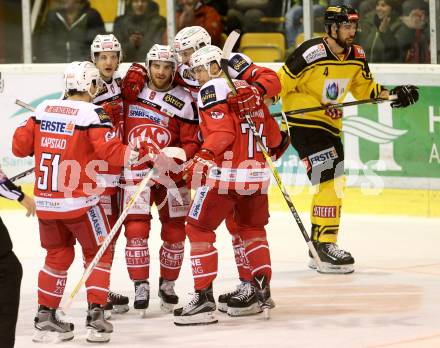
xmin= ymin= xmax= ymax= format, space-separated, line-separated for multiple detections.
xmin=277 ymin=37 xmax=384 ymax=136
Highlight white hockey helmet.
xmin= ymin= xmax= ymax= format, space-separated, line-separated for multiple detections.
xmin=63 ymin=61 xmax=103 ymax=98
xmin=173 ymin=26 xmax=211 ymax=53
xmin=145 ymin=44 xmax=178 ymax=77
xmin=90 ymin=34 xmax=122 ymax=63
xmin=189 ymin=45 xmax=222 ymax=77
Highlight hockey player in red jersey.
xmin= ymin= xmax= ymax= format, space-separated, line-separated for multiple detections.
xmin=121 ymin=44 xmax=200 ymax=316
xmin=172 ymin=26 xmax=284 ymax=316
xmin=90 ymin=33 xmax=130 ymax=317
xmin=173 ymin=45 xmax=289 ymax=326
xmin=12 ymin=61 xmax=146 ymax=343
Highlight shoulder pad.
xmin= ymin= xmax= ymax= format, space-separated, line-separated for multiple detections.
xmin=94 ymin=107 xmax=112 ymax=125
xmin=228 ymin=53 xmax=252 ymax=78
xmin=301 ymin=42 xmax=327 ymax=64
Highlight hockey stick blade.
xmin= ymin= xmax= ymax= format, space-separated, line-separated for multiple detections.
xmin=15 ymin=99 xmax=35 ymax=112
xmin=220 ymin=31 xmax=324 ymax=273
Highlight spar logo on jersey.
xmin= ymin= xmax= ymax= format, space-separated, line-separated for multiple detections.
xmin=87 ymin=206 xmax=108 ymax=245
xmin=308 ymin=147 xmax=338 ymax=167
xmin=322 ymin=79 xmax=349 ymax=103
xmin=229 ymin=54 xmax=249 ymax=73
xmin=128 ymin=104 xmax=165 ymax=125
xmin=127 ymin=124 xmax=171 ymax=148
xmin=163 ymin=93 xmax=185 ymax=110
xmin=188 ymin=186 xmax=209 ymax=220
xmin=302 ymin=43 xmax=327 ymax=64
xmin=200 ymin=85 xmax=216 ymax=105
xmin=40 ymin=117 xmax=75 ymax=136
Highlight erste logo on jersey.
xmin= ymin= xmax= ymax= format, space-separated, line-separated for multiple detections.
xmin=200 ymin=85 xmax=217 ymax=105
xmin=302 ymin=43 xmax=327 ymax=64
xmin=127 ymin=124 xmax=172 ymax=149
xmin=128 ymin=104 xmax=166 ymax=125
xmin=308 ymin=147 xmax=338 ymax=167
xmin=229 ymin=54 xmax=249 ymax=73
xmin=40 ymin=116 xmax=75 ymax=136
xmin=163 ymin=93 xmax=184 ymax=110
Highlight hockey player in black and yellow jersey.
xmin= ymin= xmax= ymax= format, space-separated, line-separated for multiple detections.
xmin=277 ymin=5 xmax=419 ymax=273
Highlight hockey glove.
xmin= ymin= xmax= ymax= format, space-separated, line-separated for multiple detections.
xmin=184 ymin=149 xmax=215 ymax=189
xmin=102 ymin=101 xmax=123 ymax=125
xmin=153 ymin=152 xmax=185 ymax=184
xmin=227 ymin=85 xmax=263 ymax=117
xmin=324 ymin=105 xmax=343 ymax=119
xmin=389 ymin=85 xmax=419 ymax=108
xmin=270 ymin=131 xmax=290 ymax=161
xmin=121 ymin=63 xmax=148 ymax=102
xmin=127 ymin=140 xmax=160 ymax=167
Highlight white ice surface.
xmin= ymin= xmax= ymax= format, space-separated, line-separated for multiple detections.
xmin=2 ymin=210 xmax=439 ymax=348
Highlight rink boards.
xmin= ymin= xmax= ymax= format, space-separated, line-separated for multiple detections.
xmin=0 ymin=63 xmax=439 ymax=216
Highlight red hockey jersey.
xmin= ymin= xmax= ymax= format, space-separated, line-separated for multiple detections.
xmin=12 ymin=99 xmax=129 ymax=219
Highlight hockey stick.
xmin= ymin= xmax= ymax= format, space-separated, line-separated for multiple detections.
xmin=271 ymin=96 xmax=397 ymax=118
xmin=10 ymin=100 xmax=37 ymax=182
xmin=221 ymin=31 xmax=324 ymax=278
xmin=62 ymin=146 xmax=187 ymax=312
xmin=10 ymin=167 xmax=35 ymax=182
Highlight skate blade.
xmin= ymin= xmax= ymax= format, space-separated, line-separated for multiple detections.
xmin=160 ymin=301 xmax=175 ymax=313
xmin=310 ymin=259 xmax=355 ymax=274
xmin=32 ymin=329 xmax=74 ymax=343
xmin=104 ymin=310 xmax=112 ymax=320
xmin=227 ymin=303 xmax=262 ymax=317
xmin=262 ymin=307 xmax=271 ymax=320
xmin=217 ymin=302 xmax=228 ymax=313
xmin=112 ymin=304 xmax=130 ymax=314
xmin=86 ymin=328 xmax=111 ymax=343
xmin=136 ymin=308 xmax=148 ymax=318
xmin=173 ymin=311 xmax=218 ymax=326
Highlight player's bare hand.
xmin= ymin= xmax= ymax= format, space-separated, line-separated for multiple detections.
xmin=20 ymin=194 xmax=36 ymax=217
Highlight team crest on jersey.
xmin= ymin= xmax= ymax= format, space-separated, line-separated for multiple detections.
xmin=200 ymin=85 xmax=216 ymax=105
xmin=163 ymin=93 xmax=184 ymax=110
xmin=40 ymin=116 xmax=75 ymax=136
xmin=302 ymin=43 xmax=327 ymax=64
xmin=127 ymin=124 xmax=172 ymax=148
xmin=210 ymin=111 xmax=224 ymax=120
xmin=322 ymin=79 xmax=349 ymax=103
xmin=353 ymin=45 xmax=366 ymax=59
xmin=229 ymin=54 xmax=249 ymax=73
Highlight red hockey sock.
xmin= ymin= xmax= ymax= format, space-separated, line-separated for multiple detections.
xmin=38 ymin=267 xmax=67 ymax=308
xmin=191 ymin=245 xmax=218 ymax=290
xmin=231 ymin=235 xmax=252 ymax=282
xmin=244 ymin=240 xmax=272 ymax=283
xmin=160 ymin=242 xmax=184 ymax=281
xmin=125 ymin=220 xmax=150 ymax=280
xmin=85 ymin=264 xmax=110 ymax=305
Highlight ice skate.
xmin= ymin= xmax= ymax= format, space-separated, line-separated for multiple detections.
xmin=309 ymin=242 xmax=355 ymax=274
xmin=33 ymin=305 xmax=74 ymax=343
xmin=158 ymin=278 xmax=179 ymax=313
xmin=103 ymin=290 xmax=129 ymax=319
xmin=86 ymin=304 xmax=113 ymax=343
xmin=173 ymin=284 xmax=217 ymax=326
xmin=227 ymin=281 xmax=262 ymax=317
xmin=253 ymin=276 xmax=275 ymax=319
xmin=134 ymin=280 xmax=150 ymax=318
xmin=217 ymin=281 xmax=248 ymax=313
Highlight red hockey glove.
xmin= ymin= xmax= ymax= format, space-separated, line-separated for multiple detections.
xmin=102 ymin=101 xmax=123 ymax=125
xmin=184 ymin=149 xmax=215 ymax=189
xmin=324 ymin=105 xmax=343 ymax=119
xmin=227 ymin=85 xmax=263 ymax=117
xmin=270 ymin=131 xmax=290 ymax=161
xmin=128 ymin=140 xmax=160 ymax=167
xmin=121 ymin=63 xmax=148 ymax=102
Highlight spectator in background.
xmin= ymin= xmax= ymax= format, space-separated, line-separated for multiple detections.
xmin=39 ymin=0 xmax=105 ymax=63
xmin=225 ymin=0 xmax=283 ymax=34
xmin=395 ymin=0 xmax=430 ymax=63
xmin=176 ymin=0 xmax=223 ymax=46
xmin=113 ymin=0 xmax=166 ymax=62
xmin=357 ymin=0 xmax=403 ymax=63
xmin=284 ymin=1 xmax=327 ymax=48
